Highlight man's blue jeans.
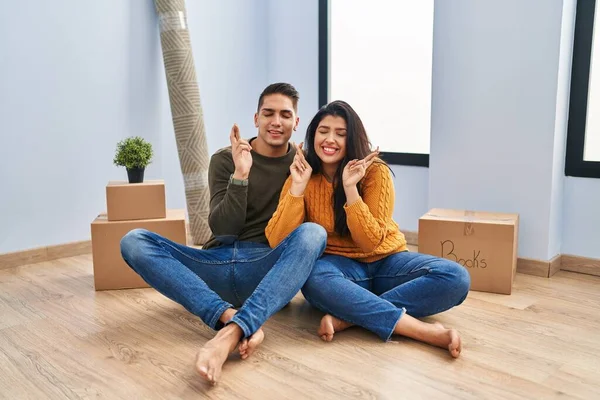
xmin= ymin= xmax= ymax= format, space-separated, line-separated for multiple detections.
xmin=120 ymin=223 xmax=327 ymax=338
xmin=301 ymin=251 xmax=471 ymax=341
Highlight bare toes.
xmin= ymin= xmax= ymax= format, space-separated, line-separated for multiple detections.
xmin=197 ymin=365 xmax=209 ymax=380
xmin=240 ymin=329 xmax=265 ymax=360
xmin=448 ymin=330 xmax=462 ymax=358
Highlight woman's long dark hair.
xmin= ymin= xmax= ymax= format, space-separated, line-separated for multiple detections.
xmin=304 ymin=100 xmax=385 ymax=236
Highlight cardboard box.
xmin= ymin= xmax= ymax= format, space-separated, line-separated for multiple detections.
xmin=91 ymin=209 xmax=187 ymax=291
xmin=106 ymin=180 xmax=166 ymax=221
xmin=418 ymin=208 xmax=519 ymax=295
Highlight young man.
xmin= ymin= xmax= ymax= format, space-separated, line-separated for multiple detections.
xmin=120 ymin=83 xmax=327 ymax=384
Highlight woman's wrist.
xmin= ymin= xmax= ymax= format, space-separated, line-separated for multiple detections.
xmin=344 ymin=184 xmax=360 ymax=205
xmin=289 ymin=182 xmax=306 ymax=197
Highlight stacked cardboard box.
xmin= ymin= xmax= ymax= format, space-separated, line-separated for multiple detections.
xmin=418 ymin=208 xmax=519 ymax=295
xmin=90 ymin=180 xmax=186 ymax=291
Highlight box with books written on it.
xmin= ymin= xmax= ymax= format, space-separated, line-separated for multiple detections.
xmin=418 ymin=208 xmax=519 ymax=295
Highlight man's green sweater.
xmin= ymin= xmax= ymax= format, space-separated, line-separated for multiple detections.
xmin=203 ymin=138 xmax=296 ymax=249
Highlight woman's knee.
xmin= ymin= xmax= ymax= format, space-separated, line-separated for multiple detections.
xmin=440 ymin=259 xmax=471 ymax=298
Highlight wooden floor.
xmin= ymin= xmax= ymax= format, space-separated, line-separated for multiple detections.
xmin=1 ymin=254 xmax=599 ymax=400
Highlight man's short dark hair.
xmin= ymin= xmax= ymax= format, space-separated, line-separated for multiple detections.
xmin=257 ymin=83 xmax=299 ymax=113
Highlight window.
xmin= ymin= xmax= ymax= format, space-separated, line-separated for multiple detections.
xmin=566 ymin=0 xmax=600 ymax=178
xmin=319 ymin=0 xmax=434 ymax=167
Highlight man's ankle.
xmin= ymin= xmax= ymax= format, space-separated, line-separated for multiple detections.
xmin=216 ymin=323 xmax=245 ymax=350
xmin=219 ymin=308 xmax=237 ymax=324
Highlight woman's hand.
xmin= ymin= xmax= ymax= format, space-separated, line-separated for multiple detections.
xmin=342 ymin=147 xmax=379 ymax=189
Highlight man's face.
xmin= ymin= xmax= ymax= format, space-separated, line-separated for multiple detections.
xmin=254 ymin=94 xmax=299 ymax=150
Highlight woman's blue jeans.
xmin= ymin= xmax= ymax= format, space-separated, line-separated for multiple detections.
xmin=301 ymin=251 xmax=471 ymax=341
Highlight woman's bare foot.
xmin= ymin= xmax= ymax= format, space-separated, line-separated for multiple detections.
xmin=238 ymin=328 xmax=265 ymax=360
xmin=393 ymin=314 xmax=462 ymax=358
xmin=431 ymin=322 xmax=462 ymax=358
xmin=318 ymin=314 xmax=353 ymax=342
xmin=195 ymin=324 xmax=243 ymax=384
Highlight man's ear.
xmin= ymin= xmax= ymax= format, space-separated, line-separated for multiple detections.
xmin=294 ymin=116 xmax=300 ymax=131
xmin=254 ymin=113 xmax=259 ymax=128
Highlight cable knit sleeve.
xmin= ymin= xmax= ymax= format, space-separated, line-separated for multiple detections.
xmin=265 ymin=176 xmax=306 ymax=248
xmin=344 ymin=162 xmax=395 ymax=253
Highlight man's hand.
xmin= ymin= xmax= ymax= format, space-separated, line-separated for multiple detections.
xmin=230 ymin=124 xmax=252 ymax=180
xmin=289 ymin=142 xmax=312 ymax=196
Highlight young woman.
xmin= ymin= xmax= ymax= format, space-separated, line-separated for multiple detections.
xmin=265 ymin=100 xmax=471 ymax=358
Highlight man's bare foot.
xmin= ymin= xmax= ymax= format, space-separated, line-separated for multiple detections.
xmin=318 ymin=314 xmax=353 ymax=342
xmin=238 ymin=328 xmax=265 ymax=360
xmin=195 ymin=324 xmax=243 ymax=384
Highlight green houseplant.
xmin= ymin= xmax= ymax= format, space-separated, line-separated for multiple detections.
xmin=113 ymin=136 xmax=154 ymax=183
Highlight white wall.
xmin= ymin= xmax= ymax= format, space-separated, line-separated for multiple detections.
xmin=0 ymin=0 xmax=268 ymax=254
xmin=563 ymin=177 xmax=600 ymax=258
xmin=389 ymin=166 xmax=430 ymax=232
xmin=549 ymin=0 xmax=577 ymax=260
xmin=429 ymin=0 xmax=565 ymax=260
xmin=0 ymin=1 xmax=159 ymax=253
xmin=427 ymin=0 xmax=600 ymax=261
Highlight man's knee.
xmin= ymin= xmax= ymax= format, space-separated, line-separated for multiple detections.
xmin=120 ymin=228 xmax=150 ymax=262
xmin=293 ymin=222 xmax=327 ymax=250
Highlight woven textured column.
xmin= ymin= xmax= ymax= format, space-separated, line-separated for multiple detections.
xmin=155 ymin=0 xmax=211 ymax=244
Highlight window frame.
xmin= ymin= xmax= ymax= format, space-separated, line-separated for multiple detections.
xmin=565 ymin=0 xmax=600 ymax=178
xmin=318 ymin=0 xmax=430 ymax=167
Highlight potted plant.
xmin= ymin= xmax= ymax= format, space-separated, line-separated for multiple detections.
xmin=113 ymin=136 xmax=154 ymax=183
